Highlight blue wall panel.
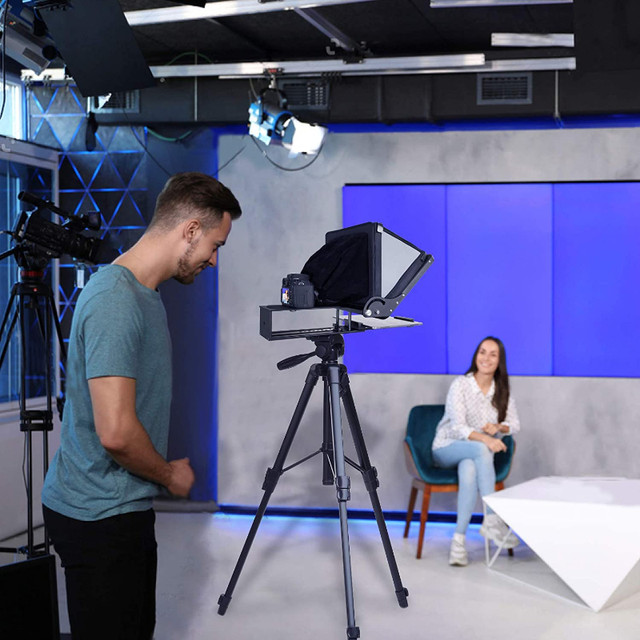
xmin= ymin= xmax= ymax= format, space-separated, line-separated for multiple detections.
xmin=342 ymin=182 xmax=639 ymax=378
xmin=553 ymin=183 xmax=640 ymax=377
xmin=446 ymin=184 xmax=553 ymax=375
xmin=342 ymin=185 xmax=447 ymax=373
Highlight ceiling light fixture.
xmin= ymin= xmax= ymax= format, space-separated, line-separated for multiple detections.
xmin=430 ymin=0 xmax=572 ymax=7
xmin=492 ymin=33 xmax=574 ymax=47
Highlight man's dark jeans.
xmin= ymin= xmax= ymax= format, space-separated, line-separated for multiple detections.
xmin=43 ymin=505 xmax=157 ymax=640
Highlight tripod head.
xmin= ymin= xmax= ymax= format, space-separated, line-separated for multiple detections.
xmin=277 ymin=333 xmax=345 ymax=370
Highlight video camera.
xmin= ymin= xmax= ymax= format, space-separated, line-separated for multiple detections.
xmin=5 ymin=192 xmax=103 ymax=270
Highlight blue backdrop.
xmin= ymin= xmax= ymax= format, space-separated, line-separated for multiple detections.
xmin=343 ymin=182 xmax=640 ymax=378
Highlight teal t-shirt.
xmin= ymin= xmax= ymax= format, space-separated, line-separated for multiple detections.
xmin=42 ymin=265 xmax=172 ymax=521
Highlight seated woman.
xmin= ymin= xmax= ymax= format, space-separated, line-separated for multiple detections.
xmin=432 ymin=336 xmax=521 ymax=566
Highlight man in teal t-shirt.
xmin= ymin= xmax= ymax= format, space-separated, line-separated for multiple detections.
xmin=42 ymin=172 xmax=242 ymax=640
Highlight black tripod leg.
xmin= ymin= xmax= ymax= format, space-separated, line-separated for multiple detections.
xmin=218 ymin=365 xmax=321 ymax=616
xmin=0 ymin=290 xmax=19 ymax=369
xmin=17 ymin=293 xmax=36 ymax=557
xmin=327 ymin=365 xmax=360 ymax=640
xmin=339 ymin=368 xmax=409 ymax=608
xmin=322 ymin=380 xmax=334 ymax=486
xmin=45 ymin=284 xmax=67 ymax=363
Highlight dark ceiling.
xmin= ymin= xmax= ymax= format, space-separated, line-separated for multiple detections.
xmin=119 ymin=0 xmax=574 ymax=68
xmin=21 ymin=1 xmax=640 ymax=125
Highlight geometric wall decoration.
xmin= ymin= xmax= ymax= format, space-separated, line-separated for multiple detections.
xmin=484 ymin=476 xmax=640 ymax=611
xmin=26 ymin=83 xmax=149 ymax=342
xmin=26 ymin=85 xmax=222 ymax=502
xmin=0 ymin=159 xmax=55 ymax=401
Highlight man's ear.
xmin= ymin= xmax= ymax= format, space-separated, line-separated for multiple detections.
xmin=184 ymin=218 xmax=201 ymax=241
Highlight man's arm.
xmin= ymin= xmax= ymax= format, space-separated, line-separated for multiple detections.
xmin=89 ymin=376 xmax=194 ymax=497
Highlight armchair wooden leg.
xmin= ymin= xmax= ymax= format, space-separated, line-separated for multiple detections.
xmin=404 ymin=486 xmax=418 ymax=538
xmin=416 ymin=486 xmax=432 ymax=559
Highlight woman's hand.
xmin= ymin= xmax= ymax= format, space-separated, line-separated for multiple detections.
xmin=483 ymin=434 xmax=507 ymax=453
xmin=482 ymin=422 xmax=500 ymax=436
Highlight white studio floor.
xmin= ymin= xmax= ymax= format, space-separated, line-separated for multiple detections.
xmin=2 ymin=511 xmax=639 ymax=640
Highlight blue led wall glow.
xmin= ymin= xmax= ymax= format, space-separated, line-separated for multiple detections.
xmin=343 ymin=182 xmax=640 ymax=378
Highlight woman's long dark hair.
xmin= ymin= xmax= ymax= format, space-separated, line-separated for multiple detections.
xmin=465 ymin=336 xmax=510 ymax=423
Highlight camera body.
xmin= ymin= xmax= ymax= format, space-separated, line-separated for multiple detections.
xmin=9 ymin=192 xmax=104 ymax=270
xmin=281 ymin=273 xmax=315 ymax=309
xmin=14 ymin=209 xmax=101 ymax=265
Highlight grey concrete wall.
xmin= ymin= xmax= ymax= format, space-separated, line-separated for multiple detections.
xmin=217 ymin=127 xmax=640 ymax=514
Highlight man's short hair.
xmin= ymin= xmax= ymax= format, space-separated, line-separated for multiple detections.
xmin=149 ymin=172 xmax=242 ymax=232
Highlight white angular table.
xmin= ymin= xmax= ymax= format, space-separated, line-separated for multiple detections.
xmin=483 ymin=476 xmax=640 ymax=611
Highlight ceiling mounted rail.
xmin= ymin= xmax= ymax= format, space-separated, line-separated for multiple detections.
xmin=146 ymin=54 xmax=576 ymax=79
xmin=22 ymin=55 xmax=577 ymax=85
xmin=124 ymin=0 xmax=376 ymax=27
xmin=150 ymin=53 xmax=487 ymax=78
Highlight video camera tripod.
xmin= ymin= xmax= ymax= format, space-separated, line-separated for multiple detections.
xmin=0 ymin=247 xmax=66 ymax=558
xmin=218 ymin=331 xmax=409 ymax=639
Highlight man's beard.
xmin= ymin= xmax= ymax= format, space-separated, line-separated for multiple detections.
xmin=174 ymin=239 xmax=199 ymax=284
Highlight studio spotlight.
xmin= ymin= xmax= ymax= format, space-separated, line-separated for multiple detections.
xmin=280 ymin=116 xmax=327 ymax=155
xmin=248 ymin=82 xmax=327 ymax=155
xmin=248 ymin=98 xmax=292 ymax=146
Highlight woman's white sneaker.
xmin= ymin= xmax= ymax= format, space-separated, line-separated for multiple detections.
xmin=480 ymin=514 xmax=520 ymax=549
xmin=449 ymin=533 xmax=468 ymax=566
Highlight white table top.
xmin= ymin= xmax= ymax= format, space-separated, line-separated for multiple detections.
xmin=486 ymin=475 xmax=640 ymax=507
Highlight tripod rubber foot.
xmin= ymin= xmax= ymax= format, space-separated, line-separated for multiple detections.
xmin=347 ymin=626 xmax=360 ymax=639
xmin=217 ymin=593 xmax=232 ymax=615
xmin=396 ymin=586 xmax=409 ymax=608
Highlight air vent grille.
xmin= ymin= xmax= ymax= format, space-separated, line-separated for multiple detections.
xmin=477 ymin=72 xmax=532 ymax=105
xmin=280 ymin=80 xmax=330 ymax=110
xmin=89 ymin=90 xmax=140 ymax=113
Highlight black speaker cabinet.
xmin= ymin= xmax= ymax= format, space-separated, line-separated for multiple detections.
xmin=0 ymin=554 xmax=61 ymax=639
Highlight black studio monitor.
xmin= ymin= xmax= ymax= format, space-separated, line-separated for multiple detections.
xmin=0 ymin=554 xmax=61 ymax=639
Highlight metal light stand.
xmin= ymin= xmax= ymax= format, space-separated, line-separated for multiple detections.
xmin=0 ymin=249 xmax=66 ymax=558
xmin=217 ymin=328 xmax=409 ymax=640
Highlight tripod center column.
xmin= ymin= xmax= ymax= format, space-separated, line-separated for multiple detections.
xmin=327 ymin=364 xmax=351 ymax=501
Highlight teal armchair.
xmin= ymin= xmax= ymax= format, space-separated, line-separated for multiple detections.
xmin=402 ymin=404 xmax=515 ymax=559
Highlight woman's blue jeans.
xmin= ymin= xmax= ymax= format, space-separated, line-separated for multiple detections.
xmin=432 ymin=440 xmax=496 ymax=535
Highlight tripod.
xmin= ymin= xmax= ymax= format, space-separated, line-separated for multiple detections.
xmin=0 ymin=255 xmax=66 ymax=558
xmin=218 ymin=332 xmax=409 ymax=639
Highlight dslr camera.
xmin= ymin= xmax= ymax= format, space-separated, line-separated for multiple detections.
xmin=281 ymin=273 xmax=316 ymax=309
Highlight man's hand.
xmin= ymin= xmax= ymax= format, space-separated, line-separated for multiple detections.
xmin=167 ymin=458 xmax=195 ymax=498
